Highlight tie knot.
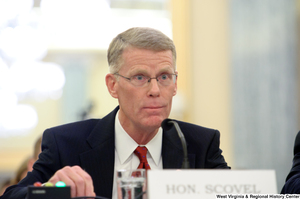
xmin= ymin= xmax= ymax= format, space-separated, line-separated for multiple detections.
xmin=134 ymin=146 xmax=151 ymax=170
xmin=134 ymin=146 xmax=148 ymax=159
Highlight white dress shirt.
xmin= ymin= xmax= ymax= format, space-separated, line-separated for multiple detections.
xmin=111 ymin=111 xmax=163 ymax=199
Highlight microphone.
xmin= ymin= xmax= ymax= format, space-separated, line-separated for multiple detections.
xmin=161 ymin=119 xmax=190 ymax=169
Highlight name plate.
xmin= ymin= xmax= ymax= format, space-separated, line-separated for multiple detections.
xmin=147 ymin=169 xmax=277 ymax=199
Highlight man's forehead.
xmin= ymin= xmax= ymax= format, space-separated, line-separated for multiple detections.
xmin=121 ymin=47 xmax=173 ymax=62
xmin=122 ymin=46 xmax=172 ymax=55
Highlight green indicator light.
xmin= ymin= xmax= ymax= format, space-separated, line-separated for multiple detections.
xmin=55 ymin=181 xmax=66 ymax=187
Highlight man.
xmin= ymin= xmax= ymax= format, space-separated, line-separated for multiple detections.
xmin=10 ymin=136 xmax=42 ymax=185
xmin=281 ymin=131 xmax=300 ymax=193
xmin=0 ymin=27 xmax=230 ymax=199
xmin=0 ymin=136 xmax=42 ymax=197
xmin=27 ymin=136 xmax=43 ymax=173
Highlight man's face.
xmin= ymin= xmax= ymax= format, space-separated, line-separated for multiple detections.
xmin=107 ymin=47 xmax=177 ymax=132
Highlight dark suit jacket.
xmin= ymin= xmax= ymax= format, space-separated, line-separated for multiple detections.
xmin=1 ymin=106 xmax=230 ymax=199
xmin=281 ymin=131 xmax=300 ymax=194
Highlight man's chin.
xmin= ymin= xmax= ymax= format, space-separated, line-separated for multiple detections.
xmin=142 ymin=116 xmax=165 ymax=128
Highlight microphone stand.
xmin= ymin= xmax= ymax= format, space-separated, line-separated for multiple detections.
xmin=162 ymin=119 xmax=190 ymax=169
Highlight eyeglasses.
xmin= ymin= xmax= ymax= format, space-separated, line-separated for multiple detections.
xmin=114 ymin=73 xmax=177 ymax=87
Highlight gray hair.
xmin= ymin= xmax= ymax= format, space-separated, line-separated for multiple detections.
xmin=107 ymin=27 xmax=176 ymax=73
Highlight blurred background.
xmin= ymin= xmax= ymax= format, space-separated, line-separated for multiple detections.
xmin=0 ymin=0 xmax=299 ymax=193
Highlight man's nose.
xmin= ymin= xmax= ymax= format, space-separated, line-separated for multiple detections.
xmin=147 ymin=78 xmax=160 ymax=97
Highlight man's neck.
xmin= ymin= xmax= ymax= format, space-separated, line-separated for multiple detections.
xmin=117 ymin=110 xmax=160 ymax=145
xmin=127 ymin=129 xmax=158 ymax=145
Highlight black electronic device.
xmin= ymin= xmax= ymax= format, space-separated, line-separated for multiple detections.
xmin=27 ymin=186 xmax=71 ymax=199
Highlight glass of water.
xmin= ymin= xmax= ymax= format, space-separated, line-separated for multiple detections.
xmin=117 ymin=169 xmax=146 ymax=199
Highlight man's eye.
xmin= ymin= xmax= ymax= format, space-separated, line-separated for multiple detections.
xmin=160 ymin=74 xmax=170 ymax=80
xmin=133 ymin=75 xmax=146 ymax=81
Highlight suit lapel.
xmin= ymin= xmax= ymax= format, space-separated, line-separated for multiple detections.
xmin=80 ymin=107 xmax=118 ymax=199
xmin=162 ymin=124 xmax=195 ymax=169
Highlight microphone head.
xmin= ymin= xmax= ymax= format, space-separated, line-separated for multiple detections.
xmin=161 ymin=118 xmax=174 ymax=131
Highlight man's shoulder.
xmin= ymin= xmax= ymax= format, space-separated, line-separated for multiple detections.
xmin=42 ymin=119 xmax=102 ymax=141
xmin=46 ymin=119 xmax=101 ymax=132
xmin=294 ymin=131 xmax=300 ymax=155
xmin=45 ymin=106 xmax=119 ymax=134
xmin=175 ymin=120 xmax=218 ymax=134
xmin=173 ymin=120 xmax=220 ymax=143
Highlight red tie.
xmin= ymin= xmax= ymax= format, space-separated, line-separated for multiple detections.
xmin=134 ymin=146 xmax=151 ymax=170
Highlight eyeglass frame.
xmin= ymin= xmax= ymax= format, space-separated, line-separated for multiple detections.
xmin=113 ymin=72 xmax=177 ymax=87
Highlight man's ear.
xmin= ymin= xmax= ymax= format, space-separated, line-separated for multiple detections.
xmin=105 ymin=73 xmax=118 ymax=98
xmin=173 ymin=71 xmax=178 ymax=96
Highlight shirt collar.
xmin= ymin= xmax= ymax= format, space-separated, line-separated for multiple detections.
xmin=115 ymin=111 xmax=162 ymax=166
xmin=145 ymin=128 xmax=162 ymax=166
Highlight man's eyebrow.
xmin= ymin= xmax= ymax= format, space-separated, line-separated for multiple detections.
xmin=156 ymin=68 xmax=175 ymax=75
xmin=160 ymin=68 xmax=174 ymax=73
xmin=130 ymin=66 xmax=174 ymax=76
xmin=129 ymin=69 xmax=148 ymax=75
